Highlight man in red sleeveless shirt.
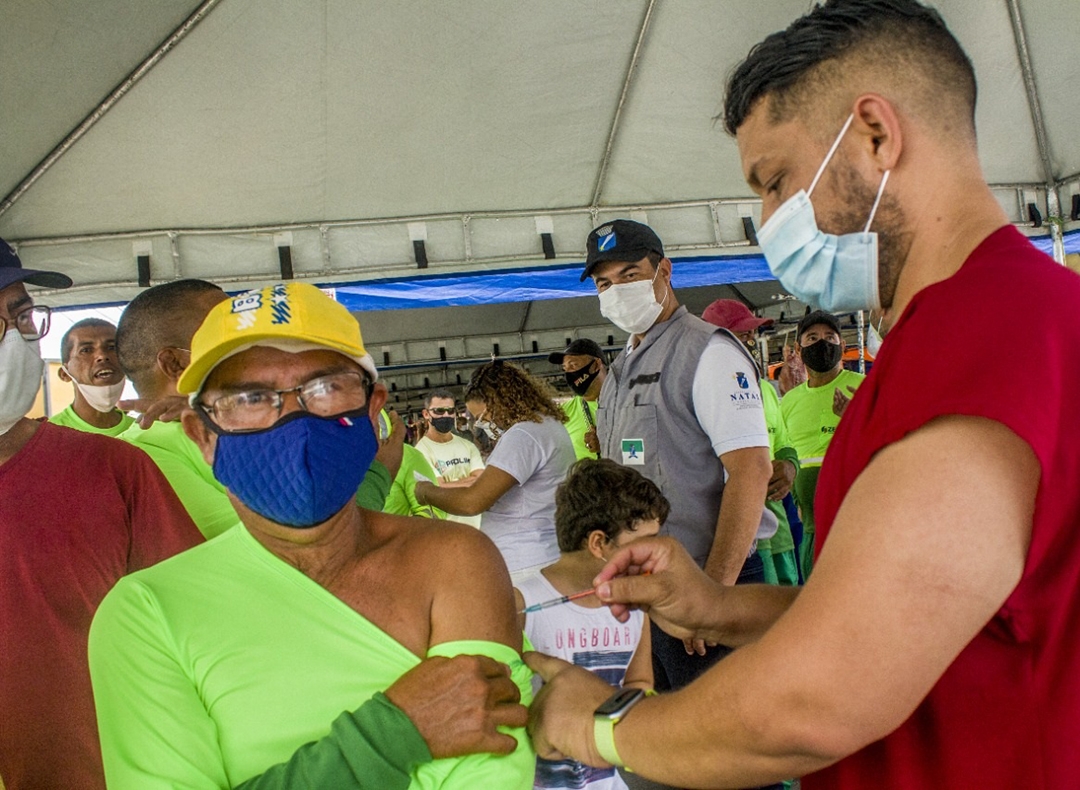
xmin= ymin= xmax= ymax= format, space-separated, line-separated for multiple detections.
xmin=524 ymin=2 xmax=1080 ymax=788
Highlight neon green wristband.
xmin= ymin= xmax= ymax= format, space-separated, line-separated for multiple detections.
xmin=592 ymin=688 xmax=656 ymax=770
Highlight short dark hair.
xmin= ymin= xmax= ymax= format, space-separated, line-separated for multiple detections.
xmin=723 ymin=0 xmax=976 ymax=137
xmin=116 ymin=279 xmax=224 ymax=393
xmin=555 ymin=459 xmax=670 ymax=552
xmin=59 ymin=318 xmax=115 ymax=364
xmin=424 ymin=389 xmax=455 ymax=409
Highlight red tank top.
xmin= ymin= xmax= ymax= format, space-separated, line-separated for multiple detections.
xmin=806 ymin=226 xmax=1080 ymax=789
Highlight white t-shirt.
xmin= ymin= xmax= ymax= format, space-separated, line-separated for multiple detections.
xmin=414 ymin=433 xmax=484 ymax=482
xmin=414 ymin=433 xmax=486 ymax=529
xmin=481 ymin=417 xmax=576 ymax=573
xmin=519 ymin=571 xmax=640 ymax=790
xmin=691 ymin=334 xmax=774 ymax=539
xmin=690 ymin=333 xmax=770 ymax=457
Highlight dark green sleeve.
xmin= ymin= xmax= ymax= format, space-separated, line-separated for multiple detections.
xmin=234 ymin=693 xmax=432 ymax=789
xmin=774 ymin=445 xmax=800 ymax=471
xmin=355 ymin=461 xmax=391 ymax=511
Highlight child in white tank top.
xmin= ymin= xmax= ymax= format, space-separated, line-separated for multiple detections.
xmin=515 ymin=459 xmax=668 ymax=790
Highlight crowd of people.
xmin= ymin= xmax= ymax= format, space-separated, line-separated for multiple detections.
xmin=2 ymin=1 xmax=1078 ymax=789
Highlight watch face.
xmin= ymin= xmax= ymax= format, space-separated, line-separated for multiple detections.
xmin=594 ymin=687 xmax=644 ymax=719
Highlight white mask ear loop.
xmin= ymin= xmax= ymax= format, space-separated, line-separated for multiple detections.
xmin=862 ymin=169 xmax=892 ymax=234
xmin=808 ymin=114 xmax=855 ymax=197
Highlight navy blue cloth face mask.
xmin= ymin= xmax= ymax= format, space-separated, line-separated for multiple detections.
xmin=211 ymin=408 xmax=378 ymax=528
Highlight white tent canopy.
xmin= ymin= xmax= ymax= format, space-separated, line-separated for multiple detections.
xmin=5 ymin=0 xmax=1080 ymax=411
xmin=3 ymin=0 xmax=1078 ymax=311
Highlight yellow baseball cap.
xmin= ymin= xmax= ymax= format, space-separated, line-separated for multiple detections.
xmin=177 ymin=282 xmax=378 ymax=395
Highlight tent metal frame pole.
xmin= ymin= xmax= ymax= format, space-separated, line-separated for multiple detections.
xmin=590 ymin=0 xmax=657 ymax=208
xmin=1006 ymin=0 xmax=1064 ymax=261
xmin=0 ymin=0 xmax=224 ymax=219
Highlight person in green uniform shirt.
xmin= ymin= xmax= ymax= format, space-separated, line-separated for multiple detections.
xmin=548 ymin=339 xmax=606 ymax=461
xmin=702 ymin=300 xmax=800 ymax=586
xmin=49 ymin=318 xmax=134 ymax=437
xmin=115 ymin=279 xmax=240 ymax=540
xmin=379 ymin=409 xmax=447 ymax=520
xmin=89 ymin=282 xmax=534 ymax=789
xmin=779 ymin=310 xmax=864 ymax=578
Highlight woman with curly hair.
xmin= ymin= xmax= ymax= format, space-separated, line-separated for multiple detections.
xmin=416 ymin=360 xmax=575 ymax=581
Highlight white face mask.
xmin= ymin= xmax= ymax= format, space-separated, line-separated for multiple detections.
xmin=472 ymin=408 xmax=503 ymax=440
xmin=0 ymin=329 xmax=45 ymax=435
xmin=62 ymin=367 xmax=125 ymax=413
xmin=866 ymin=316 xmax=886 ymax=357
xmin=598 ymin=265 xmax=668 ymax=335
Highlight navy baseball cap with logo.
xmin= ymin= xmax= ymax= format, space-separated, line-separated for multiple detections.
xmin=581 ymin=219 xmax=665 ymax=282
xmin=0 ymin=238 xmax=72 ymax=291
xmin=548 ymin=338 xmax=604 ymax=365
xmin=797 ymin=310 xmax=843 ymax=340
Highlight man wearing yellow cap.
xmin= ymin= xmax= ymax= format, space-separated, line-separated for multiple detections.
xmin=89 ymin=282 xmax=535 ymax=789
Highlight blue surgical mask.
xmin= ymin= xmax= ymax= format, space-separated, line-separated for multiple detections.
xmin=213 ymin=409 xmax=378 ymax=528
xmin=757 ymin=114 xmax=891 ymax=313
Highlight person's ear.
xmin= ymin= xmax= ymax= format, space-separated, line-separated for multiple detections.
xmin=586 ymin=530 xmax=609 ymax=560
xmin=156 ymin=348 xmax=188 ymax=384
xmin=57 ymin=366 xmax=72 ymax=383
xmin=658 ymin=256 xmax=673 ymax=283
xmin=367 ymin=382 xmax=388 ymax=423
xmin=851 ymin=93 xmax=903 ymax=172
xmin=182 ymin=409 xmax=216 ymax=466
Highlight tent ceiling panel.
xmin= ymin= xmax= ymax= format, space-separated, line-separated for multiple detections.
xmin=322 ymin=1 xmax=646 ymax=219
xmin=598 ymin=0 xmax=809 ymax=206
xmin=944 ymin=1 xmax=1045 ymax=185
xmin=0 ymin=0 xmax=330 ymax=238
xmin=0 ymin=0 xmax=203 ymax=199
xmin=1009 ymin=0 xmax=1080 ymax=180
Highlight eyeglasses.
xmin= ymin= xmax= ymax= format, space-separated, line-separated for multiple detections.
xmin=1 ymin=305 xmax=51 ymax=341
xmin=197 ymin=371 xmax=372 ymax=433
xmin=427 ymin=407 xmax=455 ymax=416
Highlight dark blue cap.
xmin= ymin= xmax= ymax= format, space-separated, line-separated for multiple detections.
xmin=0 ymin=238 xmax=72 ymax=291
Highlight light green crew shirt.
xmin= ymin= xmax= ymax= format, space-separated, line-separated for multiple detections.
xmin=89 ymin=524 xmax=535 ymax=789
xmin=779 ymin=368 xmax=866 ymax=467
xmin=49 ymin=404 xmax=134 ymax=437
xmin=560 ymin=397 xmax=599 ymax=461
xmin=385 ymin=444 xmax=447 ymax=520
xmin=761 ymin=383 xmax=797 ymax=555
xmin=121 ymin=420 xmax=238 ymax=540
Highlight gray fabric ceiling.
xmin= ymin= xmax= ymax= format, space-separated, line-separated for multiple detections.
xmin=2 ymin=0 xmax=1078 ymax=312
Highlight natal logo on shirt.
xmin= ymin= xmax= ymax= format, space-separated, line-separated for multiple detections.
xmin=621 ymin=438 xmax=645 ymax=466
xmin=729 ymin=373 xmax=762 ymax=411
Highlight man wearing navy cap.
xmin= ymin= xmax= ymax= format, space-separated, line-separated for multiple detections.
xmin=0 ymin=239 xmax=203 ymax=789
xmin=579 ymin=220 xmax=774 ymax=696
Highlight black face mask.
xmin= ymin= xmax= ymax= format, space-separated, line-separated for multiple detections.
xmin=430 ymin=416 xmax=456 ymax=434
xmin=801 ymin=339 xmax=843 ymax=373
xmin=565 ymin=362 xmax=600 ymax=397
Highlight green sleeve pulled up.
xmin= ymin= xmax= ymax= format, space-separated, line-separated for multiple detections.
xmin=235 ymin=693 xmax=432 ymax=790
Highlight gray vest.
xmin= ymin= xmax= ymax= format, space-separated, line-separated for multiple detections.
xmin=597 ymin=306 xmax=755 ymax=566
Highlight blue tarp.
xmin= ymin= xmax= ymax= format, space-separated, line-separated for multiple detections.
xmin=332 ymin=226 xmax=1080 ymax=312
xmin=333 ymin=253 xmax=774 ymax=312
xmin=1028 ymin=226 xmax=1080 ymax=256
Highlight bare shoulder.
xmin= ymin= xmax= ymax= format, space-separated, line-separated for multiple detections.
xmin=363 ymin=510 xmax=507 ymax=590
xmin=402 ymin=520 xmax=519 ymax=649
xmin=410 ymin=516 xmax=503 ymax=565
